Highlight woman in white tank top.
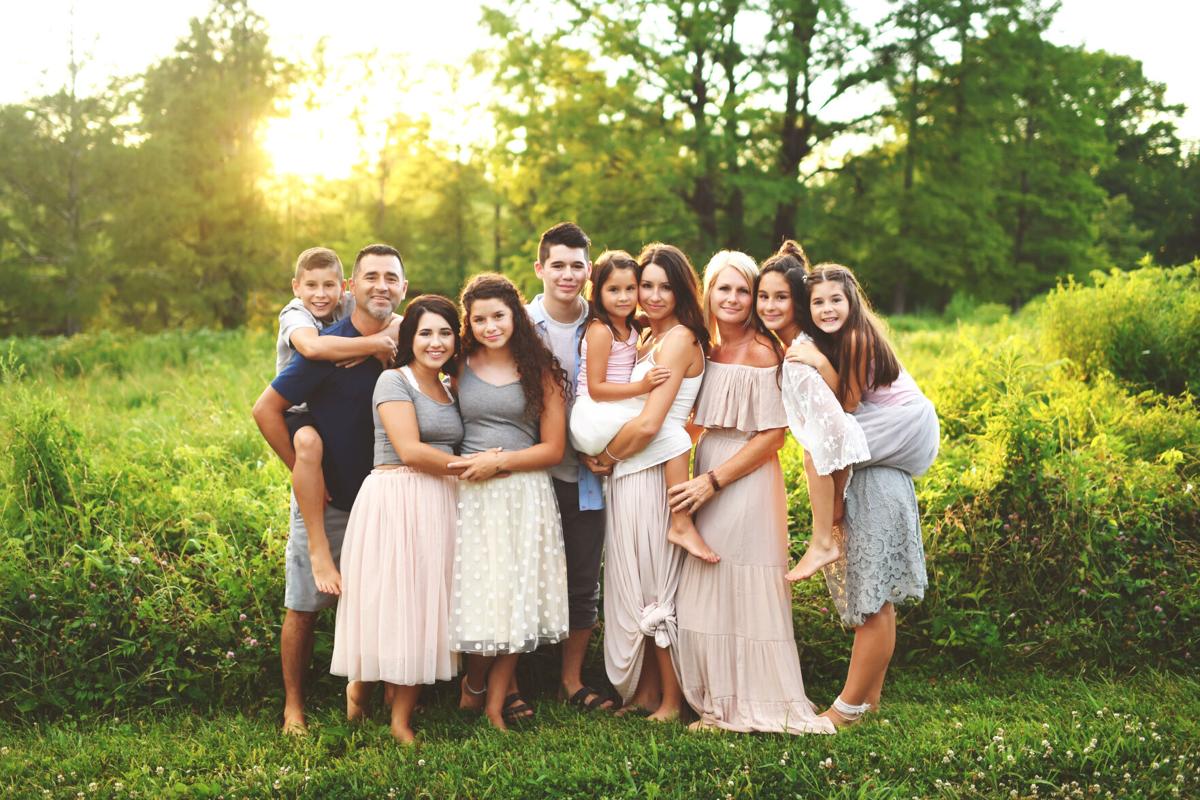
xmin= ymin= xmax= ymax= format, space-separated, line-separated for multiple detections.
xmin=584 ymin=243 xmax=709 ymax=722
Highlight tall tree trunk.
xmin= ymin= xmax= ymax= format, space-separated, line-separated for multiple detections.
xmin=688 ymin=45 xmax=719 ymax=252
xmin=772 ymin=3 xmax=817 ymax=246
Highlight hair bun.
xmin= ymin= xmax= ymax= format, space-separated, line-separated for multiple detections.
xmin=776 ymin=240 xmax=810 ymax=270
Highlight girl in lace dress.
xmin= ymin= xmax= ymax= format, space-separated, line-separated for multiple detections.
xmin=781 ymin=253 xmax=939 ymax=727
xmin=569 ymin=250 xmax=717 ymax=563
xmin=756 ymin=241 xmax=870 ymax=582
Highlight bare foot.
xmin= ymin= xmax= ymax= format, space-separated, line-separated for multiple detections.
xmin=687 ymin=719 xmax=721 ymax=732
xmin=311 ymin=555 xmax=342 ymax=596
xmin=390 ymin=723 xmax=417 ymax=745
xmin=614 ymin=703 xmax=653 ymax=718
xmin=281 ymin=708 xmax=307 ymax=735
xmin=647 ymin=706 xmax=681 ymax=723
xmin=484 ymin=709 xmax=510 ymax=732
xmin=786 ymin=539 xmax=840 ymax=582
xmin=667 ymin=522 xmax=720 ymax=563
xmin=459 ymin=675 xmax=486 ymax=713
xmin=346 ymin=681 xmax=372 ymax=722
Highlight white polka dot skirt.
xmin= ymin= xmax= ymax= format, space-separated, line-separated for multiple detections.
xmin=450 ymin=470 xmax=570 ymax=655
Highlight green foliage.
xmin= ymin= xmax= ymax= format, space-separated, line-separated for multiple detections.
xmin=0 ymin=330 xmax=289 ymax=716
xmin=1040 ymin=262 xmax=1200 ymax=397
xmin=3 ymin=268 xmax=1196 ymax=717
xmin=781 ymin=307 xmax=1198 ymax=672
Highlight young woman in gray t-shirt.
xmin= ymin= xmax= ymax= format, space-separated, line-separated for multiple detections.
xmin=330 ymin=294 xmax=465 ymax=745
xmin=446 ymin=273 xmax=571 ymax=732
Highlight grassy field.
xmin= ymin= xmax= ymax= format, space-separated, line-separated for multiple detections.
xmin=2 ymin=671 xmax=1197 ymax=799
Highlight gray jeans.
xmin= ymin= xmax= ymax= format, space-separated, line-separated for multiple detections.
xmin=554 ymin=478 xmax=606 ymax=630
xmin=284 ymin=494 xmax=349 ymax=612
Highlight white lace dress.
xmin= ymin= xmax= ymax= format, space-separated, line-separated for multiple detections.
xmin=780 ymin=333 xmax=870 ymax=476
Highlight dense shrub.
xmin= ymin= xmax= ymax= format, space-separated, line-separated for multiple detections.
xmin=2 ymin=284 xmax=1198 ymax=716
xmin=783 ymin=312 xmax=1198 ymax=675
xmin=0 ymin=336 xmax=292 ymax=716
xmin=1040 ymin=261 xmax=1200 ymax=397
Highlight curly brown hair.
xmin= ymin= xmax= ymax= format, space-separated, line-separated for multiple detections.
xmin=459 ymin=273 xmax=568 ymax=422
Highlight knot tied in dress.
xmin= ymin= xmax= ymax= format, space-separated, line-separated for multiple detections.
xmin=638 ymin=601 xmax=676 ymax=649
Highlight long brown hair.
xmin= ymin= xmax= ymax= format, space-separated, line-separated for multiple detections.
xmin=635 ymin=243 xmax=711 ymax=355
xmin=798 ymin=262 xmax=900 ymax=406
xmin=460 ymin=273 xmax=568 ymax=421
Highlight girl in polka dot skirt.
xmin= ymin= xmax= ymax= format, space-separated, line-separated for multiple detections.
xmin=447 ymin=273 xmax=571 ymax=732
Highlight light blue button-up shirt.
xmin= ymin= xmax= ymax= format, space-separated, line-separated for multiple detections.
xmin=526 ymin=294 xmax=605 ymax=511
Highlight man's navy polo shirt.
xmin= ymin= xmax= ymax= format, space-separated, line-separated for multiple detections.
xmin=271 ymin=315 xmax=382 ymax=512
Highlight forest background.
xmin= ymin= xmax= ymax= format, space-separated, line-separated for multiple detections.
xmin=2 ymin=0 xmax=1198 ymax=336
xmin=2 ymin=2 xmax=1199 ymax=796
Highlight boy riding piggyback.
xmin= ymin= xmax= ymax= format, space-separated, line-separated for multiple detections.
xmin=275 ymin=247 xmax=399 ymax=595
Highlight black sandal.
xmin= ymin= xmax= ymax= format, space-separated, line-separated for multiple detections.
xmin=501 ymin=692 xmax=535 ymax=724
xmin=566 ymin=686 xmax=612 ymax=712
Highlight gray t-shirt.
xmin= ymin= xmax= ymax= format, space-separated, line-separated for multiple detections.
xmin=274 ymin=294 xmax=354 ymax=376
xmin=457 ymin=363 xmax=539 ymax=456
xmin=529 ymin=297 xmax=587 ymax=483
xmin=372 ymin=368 xmax=464 ymax=466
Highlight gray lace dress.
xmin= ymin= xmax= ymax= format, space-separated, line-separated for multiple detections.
xmin=824 ymin=465 xmax=927 ymax=627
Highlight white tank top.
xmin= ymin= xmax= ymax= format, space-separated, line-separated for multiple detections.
xmin=614 ymin=332 xmax=704 ymax=478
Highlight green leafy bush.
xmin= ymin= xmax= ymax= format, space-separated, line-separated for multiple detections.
xmin=1041 ymin=261 xmax=1200 ymax=397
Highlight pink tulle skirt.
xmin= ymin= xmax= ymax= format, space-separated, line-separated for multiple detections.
xmin=331 ymin=468 xmax=459 ymax=685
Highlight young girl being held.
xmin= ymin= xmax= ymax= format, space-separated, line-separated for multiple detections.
xmin=569 ymin=250 xmax=718 ymax=563
xmin=783 ymin=256 xmax=937 ymax=581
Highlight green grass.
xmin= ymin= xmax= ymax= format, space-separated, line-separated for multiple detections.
xmin=1 ymin=672 xmax=1196 ymax=799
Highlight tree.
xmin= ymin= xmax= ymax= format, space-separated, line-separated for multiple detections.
xmin=0 ymin=43 xmax=127 ymax=335
xmin=110 ymin=0 xmax=292 ymax=330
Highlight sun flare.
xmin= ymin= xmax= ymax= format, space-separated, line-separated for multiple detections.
xmin=260 ymin=105 xmax=364 ymax=181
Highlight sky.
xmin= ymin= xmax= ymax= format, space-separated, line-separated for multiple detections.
xmin=3 ymin=0 xmax=1198 ymax=178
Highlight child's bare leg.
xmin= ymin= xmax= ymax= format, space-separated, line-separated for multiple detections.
xmin=664 ymin=454 xmax=719 ymax=563
xmin=832 ymin=467 xmax=850 ymax=524
xmin=787 ymin=451 xmax=841 ymax=581
xmin=346 ymin=680 xmax=374 ymax=721
xmin=293 ymin=427 xmax=340 ymax=595
xmin=387 ymin=683 xmax=421 ymax=744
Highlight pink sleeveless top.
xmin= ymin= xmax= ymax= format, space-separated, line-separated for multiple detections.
xmin=863 ymin=366 xmax=922 ymax=407
xmin=577 ymin=324 xmax=638 ymax=400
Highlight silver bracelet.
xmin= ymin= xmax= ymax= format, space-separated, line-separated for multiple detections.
xmin=603 ymin=446 xmax=623 ymax=463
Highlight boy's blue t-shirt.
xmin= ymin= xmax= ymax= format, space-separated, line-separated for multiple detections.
xmin=271 ymin=315 xmax=383 ymax=512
